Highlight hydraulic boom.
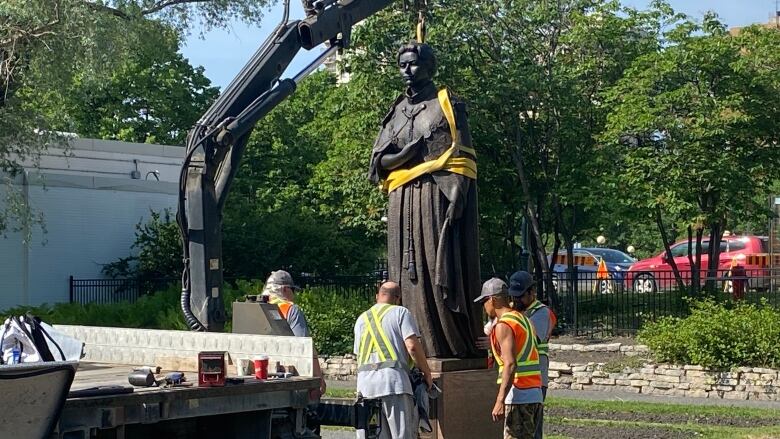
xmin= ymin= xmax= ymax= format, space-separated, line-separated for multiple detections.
xmin=177 ymin=0 xmax=394 ymax=331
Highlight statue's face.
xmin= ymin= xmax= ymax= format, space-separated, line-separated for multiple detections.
xmin=398 ymin=51 xmax=430 ymax=87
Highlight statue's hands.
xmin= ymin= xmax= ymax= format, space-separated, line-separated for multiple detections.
xmin=381 ymin=137 xmax=423 ymax=171
xmin=400 ymin=136 xmax=424 ymax=153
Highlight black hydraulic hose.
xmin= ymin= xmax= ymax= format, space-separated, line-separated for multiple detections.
xmin=178 ymin=133 xmax=208 ymax=332
xmin=181 ymin=260 xmax=205 ymax=332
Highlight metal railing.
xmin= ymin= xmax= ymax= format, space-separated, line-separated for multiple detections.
xmin=69 ymin=273 xmax=384 ymax=305
xmin=542 ymin=267 xmax=780 ymax=337
xmin=69 ymin=277 xmax=177 ymax=304
xmin=72 ymin=266 xmax=780 ymax=337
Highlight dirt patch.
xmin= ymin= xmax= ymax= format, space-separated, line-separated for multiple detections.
xmin=547 ymin=407 xmax=780 ymax=428
xmin=545 ymin=422 xmax=692 ymax=439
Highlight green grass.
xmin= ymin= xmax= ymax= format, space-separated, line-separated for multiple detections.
xmin=548 ymin=416 xmax=780 ymax=439
xmin=325 ymin=387 xmax=358 ymax=399
xmin=546 ymin=396 xmax=780 ymax=439
xmin=546 ymin=396 xmax=780 ymax=420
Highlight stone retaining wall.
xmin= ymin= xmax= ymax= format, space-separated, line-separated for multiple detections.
xmin=548 ymin=342 xmax=649 ymax=356
xmin=549 ymin=362 xmax=780 ymax=401
xmin=319 ymin=342 xmax=648 ymax=379
xmin=320 ymin=343 xmax=780 ymax=400
xmin=320 ymin=354 xmax=358 ymax=380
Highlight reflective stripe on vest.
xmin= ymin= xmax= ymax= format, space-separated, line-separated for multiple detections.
xmin=357 ymin=304 xmax=411 ymax=372
xmin=490 ymin=311 xmax=542 ymax=389
xmin=269 ymin=295 xmax=292 ymax=319
xmin=526 ymin=300 xmax=550 ymax=356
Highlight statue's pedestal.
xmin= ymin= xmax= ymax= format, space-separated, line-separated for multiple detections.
xmin=421 ymin=358 xmax=502 ymax=439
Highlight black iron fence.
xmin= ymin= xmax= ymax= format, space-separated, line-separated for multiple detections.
xmin=69 ymin=273 xmax=384 ymax=305
xmin=544 ymin=267 xmax=780 ymax=337
xmin=69 ymin=276 xmax=177 ymax=304
xmin=71 ymin=266 xmax=780 ymax=338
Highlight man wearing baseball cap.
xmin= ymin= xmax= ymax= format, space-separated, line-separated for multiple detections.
xmin=262 ymin=270 xmax=326 ymax=396
xmin=262 ymin=270 xmax=308 ymax=336
xmin=475 ymin=277 xmax=542 ymax=439
xmin=509 ymin=271 xmax=557 ymax=439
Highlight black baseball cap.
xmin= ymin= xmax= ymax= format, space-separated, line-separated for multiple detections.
xmin=508 ymin=271 xmax=536 ymax=297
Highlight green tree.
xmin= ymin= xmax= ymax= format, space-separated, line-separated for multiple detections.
xmin=0 ymin=0 xmax=271 ymax=234
xmin=602 ymin=19 xmax=780 ymax=294
xmin=57 ymin=27 xmax=219 ymax=144
xmin=222 ymin=71 xmax=382 ymax=277
xmin=274 ymin=1 xmax=674 ymax=309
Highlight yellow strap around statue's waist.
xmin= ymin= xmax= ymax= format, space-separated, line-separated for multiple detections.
xmin=382 ymin=89 xmax=477 ymax=193
xmin=384 ymin=144 xmax=477 ymax=192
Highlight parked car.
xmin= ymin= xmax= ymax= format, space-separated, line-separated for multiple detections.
xmin=625 ymin=235 xmax=770 ymax=294
xmin=549 ymin=247 xmax=636 ymax=294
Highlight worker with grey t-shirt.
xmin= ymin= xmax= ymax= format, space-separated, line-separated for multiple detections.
xmin=354 ymin=282 xmax=433 ymax=439
xmin=261 ymin=270 xmax=324 ymax=395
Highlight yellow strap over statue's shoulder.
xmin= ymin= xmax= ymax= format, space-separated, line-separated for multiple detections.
xmin=438 ymin=89 xmax=459 ymax=143
xmin=382 ymin=89 xmax=477 ymax=192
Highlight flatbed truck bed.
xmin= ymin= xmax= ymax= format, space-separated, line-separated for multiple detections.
xmin=57 ymin=361 xmax=319 ymax=439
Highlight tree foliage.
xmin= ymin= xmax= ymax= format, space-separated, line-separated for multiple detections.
xmin=11 ymin=0 xmax=780 ymax=294
xmin=602 ymin=19 xmax=780 ymax=293
xmin=304 ymin=0 xmax=672 ymax=285
xmin=0 ymin=0 xmax=268 ymax=234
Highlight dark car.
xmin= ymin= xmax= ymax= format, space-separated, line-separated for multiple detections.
xmin=549 ymin=247 xmax=636 ymax=294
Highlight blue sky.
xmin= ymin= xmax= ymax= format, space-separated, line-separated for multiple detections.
xmin=180 ymin=0 xmax=778 ymax=89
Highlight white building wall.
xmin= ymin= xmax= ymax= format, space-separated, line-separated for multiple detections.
xmin=0 ymin=139 xmax=184 ymax=309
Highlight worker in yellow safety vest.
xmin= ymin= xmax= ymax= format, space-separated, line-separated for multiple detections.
xmin=261 ymin=270 xmax=326 ymax=396
xmin=509 ymin=271 xmax=557 ymax=439
xmin=354 ymin=281 xmax=433 ymax=439
xmin=475 ymin=277 xmax=542 ymax=439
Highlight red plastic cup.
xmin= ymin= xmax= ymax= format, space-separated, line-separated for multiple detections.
xmin=253 ymin=355 xmax=269 ymax=380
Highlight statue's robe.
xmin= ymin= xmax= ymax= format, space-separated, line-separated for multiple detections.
xmin=368 ymin=82 xmax=481 ymax=358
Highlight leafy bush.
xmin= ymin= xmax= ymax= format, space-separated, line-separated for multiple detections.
xmin=638 ymin=300 xmax=780 ymax=369
xmin=295 ymin=289 xmax=372 ymax=355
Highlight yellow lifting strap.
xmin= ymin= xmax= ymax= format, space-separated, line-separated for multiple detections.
xmin=416 ymin=16 xmax=426 ymax=43
xmin=383 ymin=89 xmax=477 ymax=193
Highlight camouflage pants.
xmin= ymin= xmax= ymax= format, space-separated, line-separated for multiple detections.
xmin=504 ymin=403 xmax=542 ymax=439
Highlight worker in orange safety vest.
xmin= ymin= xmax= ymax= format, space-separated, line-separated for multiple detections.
xmin=509 ymin=270 xmax=557 ymax=439
xmin=475 ymin=277 xmax=542 ymax=439
xmin=261 ymin=270 xmax=326 ymax=396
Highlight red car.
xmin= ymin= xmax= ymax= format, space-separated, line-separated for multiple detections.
xmin=626 ymin=235 xmax=771 ymax=293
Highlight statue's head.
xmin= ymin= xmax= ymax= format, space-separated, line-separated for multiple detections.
xmin=397 ymin=42 xmax=437 ymax=88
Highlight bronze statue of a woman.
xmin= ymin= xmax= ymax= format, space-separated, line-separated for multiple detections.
xmin=368 ymin=42 xmax=481 ymax=358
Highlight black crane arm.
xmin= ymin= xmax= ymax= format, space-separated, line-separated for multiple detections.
xmin=177 ymin=0 xmax=395 ymax=331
